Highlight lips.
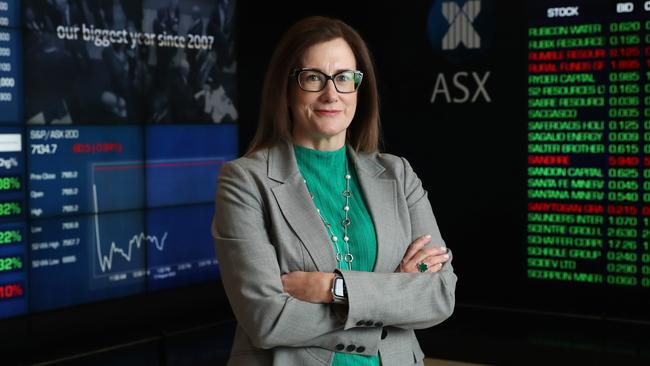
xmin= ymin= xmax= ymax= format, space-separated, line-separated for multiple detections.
xmin=314 ymin=109 xmax=342 ymax=116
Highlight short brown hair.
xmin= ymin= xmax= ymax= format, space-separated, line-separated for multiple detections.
xmin=246 ymin=16 xmax=381 ymax=155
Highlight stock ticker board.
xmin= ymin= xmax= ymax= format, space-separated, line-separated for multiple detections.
xmin=0 ymin=0 xmax=239 ymax=318
xmin=527 ymin=1 xmax=650 ymax=288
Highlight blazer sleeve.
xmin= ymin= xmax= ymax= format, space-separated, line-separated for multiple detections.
xmin=337 ymin=157 xmax=457 ymax=331
xmin=213 ymin=161 xmax=382 ymax=352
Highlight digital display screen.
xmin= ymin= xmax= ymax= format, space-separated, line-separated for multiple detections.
xmin=526 ymin=1 xmax=650 ymax=288
xmin=0 ymin=0 xmax=238 ymax=318
xmin=352 ymin=0 xmax=650 ymax=320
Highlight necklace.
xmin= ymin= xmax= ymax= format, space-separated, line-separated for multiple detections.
xmin=303 ymin=160 xmax=353 ymax=270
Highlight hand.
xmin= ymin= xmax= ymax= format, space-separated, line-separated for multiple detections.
xmin=281 ymin=271 xmax=336 ymax=304
xmin=395 ymin=235 xmax=449 ymax=273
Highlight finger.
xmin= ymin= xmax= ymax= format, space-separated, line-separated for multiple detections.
xmin=430 ymin=252 xmax=450 ymax=266
xmin=402 ymin=235 xmax=431 ymax=264
xmin=416 ymin=253 xmax=450 ymax=273
xmin=428 ymin=262 xmax=444 ymax=273
xmin=403 ymin=236 xmax=430 ymax=263
xmin=413 ymin=245 xmax=447 ymax=263
xmin=410 ymin=247 xmax=439 ymax=267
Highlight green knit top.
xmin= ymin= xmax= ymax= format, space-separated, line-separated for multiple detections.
xmin=294 ymin=144 xmax=380 ymax=366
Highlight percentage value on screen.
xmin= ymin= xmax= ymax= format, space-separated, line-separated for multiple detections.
xmin=0 ymin=283 xmax=24 ymax=300
xmin=0 ymin=256 xmax=22 ymax=272
xmin=0 ymin=229 xmax=21 ymax=245
xmin=0 ymin=201 xmax=21 ymax=217
xmin=0 ymin=176 xmax=20 ymax=191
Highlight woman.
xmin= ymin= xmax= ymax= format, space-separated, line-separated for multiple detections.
xmin=212 ymin=16 xmax=456 ymax=366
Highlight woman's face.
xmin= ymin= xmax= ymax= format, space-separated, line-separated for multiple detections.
xmin=289 ymin=38 xmax=358 ymax=150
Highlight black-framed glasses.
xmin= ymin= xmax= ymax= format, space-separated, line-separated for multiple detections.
xmin=291 ymin=68 xmax=363 ymax=93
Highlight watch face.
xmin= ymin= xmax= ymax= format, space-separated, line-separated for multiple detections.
xmin=334 ymin=278 xmax=345 ymax=297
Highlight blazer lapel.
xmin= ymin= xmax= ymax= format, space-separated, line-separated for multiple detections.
xmin=348 ymin=148 xmax=401 ymax=273
xmin=269 ymin=142 xmax=337 ymax=272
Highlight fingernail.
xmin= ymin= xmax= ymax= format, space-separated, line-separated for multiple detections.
xmin=443 ymin=254 xmax=449 ymax=260
xmin=425 ymin=235 xmax=432 ymax=239
xmin=440 ymin=246 xmax=447 ymax=252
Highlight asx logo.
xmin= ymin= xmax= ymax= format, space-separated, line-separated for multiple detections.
xmin=427 ymin=0 xmax=492 ymax=54
xmin=441 ymin=0 xmax=481 ymax=50
xmin=427 ymin=0 xmax=494 ymax=104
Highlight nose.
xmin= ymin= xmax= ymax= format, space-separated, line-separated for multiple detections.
xmin=320 ymin=79 xmax=339 ymax=102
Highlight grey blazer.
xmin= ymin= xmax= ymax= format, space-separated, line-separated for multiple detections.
xmin=212 ymin=141 xmax=456 ymax=366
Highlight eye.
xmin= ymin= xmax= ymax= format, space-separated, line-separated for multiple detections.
xmin=301 ymin=71 xmax=323 ymax=83
xmin=335 ymin=72 xmax=354 ymax=83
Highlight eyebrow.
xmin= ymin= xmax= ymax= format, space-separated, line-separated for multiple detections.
xmin=300 ymin=67 xmax=357 ymax=74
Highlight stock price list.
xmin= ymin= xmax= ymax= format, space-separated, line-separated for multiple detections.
xmin=0 ymin=133 xmax=26 ymax=319
xmin=0 ymin=0 xmax=21 ymax=125
xmin=527 ymin=2 xmax=650 ymax=288
xmin=0 ymin=0 xmax=25 ymax=317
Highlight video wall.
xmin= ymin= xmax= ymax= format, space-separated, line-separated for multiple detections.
xmin=0 ymin=0 xmax=237 ymax=319
xmin=327 ymin=0 xmax=649 ymax=320
xmin=526 ymin=1 xmax=650 ymax=289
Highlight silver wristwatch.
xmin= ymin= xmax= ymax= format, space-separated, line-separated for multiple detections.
xmin=331 ymin=274 xmax=348 ymax=304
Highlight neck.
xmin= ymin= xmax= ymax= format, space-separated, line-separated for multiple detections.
xmin=292 ymin=133 xmax=346 ymax=152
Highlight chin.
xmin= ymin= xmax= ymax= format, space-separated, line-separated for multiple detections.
xmin=315 ymin=126 xmax=348 ymax=138
xmin=315 ymin=118 xmax=350 ymax=131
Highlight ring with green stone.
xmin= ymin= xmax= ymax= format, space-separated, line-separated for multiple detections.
xmin=417 ymin=262 xmax=428 ymax=273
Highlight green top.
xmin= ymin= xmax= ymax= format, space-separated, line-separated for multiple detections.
xmin=294 ymin=144 xmax=380 ymax=366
